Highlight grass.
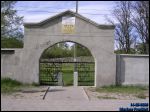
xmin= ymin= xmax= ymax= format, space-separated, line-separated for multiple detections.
xmin=63 ymin=71 xmax=73 ymax=86
xmin=1 ymin=78 xmax=38 ymax=94
xmin=97 ymin=96 xmax=117 ymax=99
xmin=95 ymin=85 xmax=148 ymax=94
xmin=93 ymin=85 xmax=149 ymax=99
xmin=1 ymin=78 xmax=23 ymax=94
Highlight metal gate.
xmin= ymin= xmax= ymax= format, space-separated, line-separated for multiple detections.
xmin=76 ymin=62 xmax=94 ymax=86
xmin=39 ymin=62 xmax=62 ymax=85
xmin=39 ymin=61 xmax=94 ymax=86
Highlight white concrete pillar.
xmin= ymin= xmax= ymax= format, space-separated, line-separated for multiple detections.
xmin=58 ymin=72 xmax=63 ymax=86
xmin=74 ymin=72 xmax=78 ymax=86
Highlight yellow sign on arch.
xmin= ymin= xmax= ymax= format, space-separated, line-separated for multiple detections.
xmin=62 ymin=16 xmax=75 ymax=34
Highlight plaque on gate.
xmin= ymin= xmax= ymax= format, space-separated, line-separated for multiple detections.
xmin=62 ymin=16 xmax=75 ymax=34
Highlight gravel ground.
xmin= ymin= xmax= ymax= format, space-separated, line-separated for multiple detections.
xmin=1 ymin=86 xmax=149 ymax=111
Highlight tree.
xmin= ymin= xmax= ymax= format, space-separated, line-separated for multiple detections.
xmin=71 ymin=44 xmax=92 ymax=56
xmin=114 ymin=48 xmax=136 ymax=54
xmin=1 ymin=37 xmax=23 ymax=48
xmin=41 ymin=42 xmax=72 ymax=58
xmin=135 ymin=43 xmax=147 ymax=54
xmin=132 ymin=1 xmax=149 ymax=54
xmin=1 ymin=1 xmax=23 ymax=39
xmin=41 ymin=42 xmax=92 ymax=58
xmin=57 ymin=42 xmax=69 ymax=49
xmin=107 ymin=1 xmax=135 ymax=54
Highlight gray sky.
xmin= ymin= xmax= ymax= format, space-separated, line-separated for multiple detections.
xmin=14 ymin=1 xmax=118 ymax=49
xmin=14 ymin=1 xmax=116 ymax=24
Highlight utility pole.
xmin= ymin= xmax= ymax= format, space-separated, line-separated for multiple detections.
xmin=73 ymin=1 xmax=78 ymax=86
xmin=74 ymin=1 xmax=78 ymax=71
xmin=76 ymin=1 xmax=78 ymax=13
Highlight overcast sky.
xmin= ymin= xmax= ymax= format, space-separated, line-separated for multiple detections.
xmin=14 ymin=1 xmax=118 ymax=49
xmin=14 ymin=1 xmax=116 ymax=24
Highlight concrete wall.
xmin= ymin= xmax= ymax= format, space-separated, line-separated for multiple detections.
xmin=1 ymin=49 xmax=23 ymax=81
xmin=116 ymin=54 xmax=149 ymax=85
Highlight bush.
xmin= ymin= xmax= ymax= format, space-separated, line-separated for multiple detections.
xmin=1 ymin=37 xmax=23 ymax=48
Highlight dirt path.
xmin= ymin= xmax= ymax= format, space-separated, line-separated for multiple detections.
xmin=1 ymin=86 xmax=149 ymax=111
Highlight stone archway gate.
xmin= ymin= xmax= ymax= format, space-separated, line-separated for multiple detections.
xmin=1 ymin=10 xmax=116 ymax=87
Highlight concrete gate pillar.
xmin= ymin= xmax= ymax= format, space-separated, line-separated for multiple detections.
xmin=74 ymin=72 xmax=78 ymax=86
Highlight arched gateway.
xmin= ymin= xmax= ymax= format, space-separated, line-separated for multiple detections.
xmin=1 ymin=10 xmax=116 ymax=87
xmin=39 ymin=41 xmax=95 ymax=86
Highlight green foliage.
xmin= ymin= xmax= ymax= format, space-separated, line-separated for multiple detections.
xmin=1 ymin=37 xmax=23 ymax=48
xmin=72 ymin=44 xmax=92 ymax=56
xmin=1 ymin=1 xmax=24 ymax=48
xmin=135 ymin=43 xmax=148 ymax=54
xmin=41 ymin=42 xmax=92 ymax=58
xmin=114 ymin=48 xmax=136 ymax=54
xmin=1 ymin=1 xmax=23 ymax=38
xmin=41 ymin=45 xmax=71 ymax=58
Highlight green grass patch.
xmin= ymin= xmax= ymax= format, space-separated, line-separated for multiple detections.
xmin=1 ymin=78 xmax=38 ymax=94
xmin=89 ymin=85 xmax=149 ymax=99
xmin=1 ymin=78 xmax=24 ymax=94
xmin=95 ymin=85 xmax=148 ymax=94
xmin=62 ymin=64 xmax=74 ymax=71
xmin=63 ymin=71 xmax=73 ymax=86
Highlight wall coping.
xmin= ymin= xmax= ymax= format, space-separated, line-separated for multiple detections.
xmin=1 ymin=48 xmax=22 ymax=50
xmin=117 ymin=54 xmax=149 ymax=57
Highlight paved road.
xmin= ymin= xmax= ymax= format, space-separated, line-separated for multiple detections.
xmin=45 ymin=86 xmax=88 ymax=101
xmin=1 ymin=86 xmax=149 ymax=111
